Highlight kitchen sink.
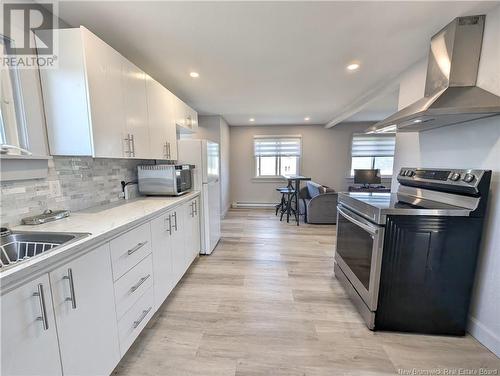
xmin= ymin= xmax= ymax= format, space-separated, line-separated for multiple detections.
xmin=0 ymin=230 xmax=89 ymax=269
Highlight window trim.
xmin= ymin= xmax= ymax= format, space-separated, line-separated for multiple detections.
xmin=253 ymin=135 xmax=302 ymax=179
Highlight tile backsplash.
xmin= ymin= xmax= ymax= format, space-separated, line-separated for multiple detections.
xmin=0 ymin=157 xmax=152 ymax=227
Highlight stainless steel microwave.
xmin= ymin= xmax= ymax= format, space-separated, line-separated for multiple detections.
xmin=138 ymin=164 xmax=194 ymax=196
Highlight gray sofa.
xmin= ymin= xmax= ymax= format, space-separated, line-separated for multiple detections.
xmin=299 ymin=181 xmax=338 ymax=224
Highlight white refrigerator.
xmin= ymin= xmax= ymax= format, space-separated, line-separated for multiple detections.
xmin=177 ymin=139 xmax=221 ymax=254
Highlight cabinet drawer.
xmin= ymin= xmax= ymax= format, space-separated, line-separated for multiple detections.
xmin=110 ymin=222 xmax=152 ymax=280
xmin=114 ymin=254 xmax=153 ymax=320
xmin=117 ymin=286 xmax=154 ymax=355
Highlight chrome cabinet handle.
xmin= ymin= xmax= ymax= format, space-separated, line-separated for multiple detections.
xmin=133 ymin=306 xmax=152 ymax=329
xmin=166 ymin=142 xmax=171 ymax=159
xmin=63 ymin=268 xmax=77 ymax=309
xmin=163 ymin=142 xmax=167 ymax=159
xmin=124 ymin=133 xmax=133 ymax=156
xmin=33 ymin=284 xmax=49 ymax=330
xmin=190 ymin=202 xmax=194 ymax=217
xmin=172 ymin=212 xmax=178 ymax=231
xmin=165 ymin=215 xmax=172 ymax=235
xmin=194 ymin=200 xmax=197 ymax=216
xmin=130 ymin=274 xmax=150 ymax=293
xmin=130 ymin=134 xmax=135 ymax=157
xmin=127 ymin=241 xmax=148 ymax=256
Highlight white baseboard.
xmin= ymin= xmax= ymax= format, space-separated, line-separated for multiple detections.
xmin=468 ymin=315 xmax=500 ymax=357
xmin=232 ymin=202 xmax=275 ymax=208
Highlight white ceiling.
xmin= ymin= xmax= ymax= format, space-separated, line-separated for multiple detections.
xmin=345 ymin=88 xmax=400 ymax=122
xmin=57 ymin=1 xmax=499 ymax=126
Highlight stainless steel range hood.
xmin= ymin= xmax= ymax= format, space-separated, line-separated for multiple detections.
xmin=371 ymin=15 xmax=500 ymax=133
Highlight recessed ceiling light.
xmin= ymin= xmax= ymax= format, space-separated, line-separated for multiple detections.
xmin=189 ymin=72 xmax=199 ymax=78
xmin=346 ymin=63 xmax=360 ymax=71
xmin=249 ymin=118 xmax=255 ymax=122
xmin=304 ymin=117 xmax=310 ymax=121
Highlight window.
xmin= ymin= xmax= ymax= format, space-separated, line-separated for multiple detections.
xmin=254 ymin=136 xmax=301 ymax=177
xmin=350 ymin=134 xmax=395 ymax=176
xmin=0 ymin=35 xmax=28 ymax=149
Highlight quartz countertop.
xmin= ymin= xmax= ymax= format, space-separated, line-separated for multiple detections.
xmin=1 ymin=192 xmax=200 ymax=292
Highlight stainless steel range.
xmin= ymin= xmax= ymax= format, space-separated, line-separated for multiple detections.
xmin=334 ymin=167 xmax=491 ymax=335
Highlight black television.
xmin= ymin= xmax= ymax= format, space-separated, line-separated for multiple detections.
xmin=354 ymin=169 xmax=381 ymax=187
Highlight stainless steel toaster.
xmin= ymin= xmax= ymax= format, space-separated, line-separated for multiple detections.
xmin=137 ymin=164 xmax=194 ymax=196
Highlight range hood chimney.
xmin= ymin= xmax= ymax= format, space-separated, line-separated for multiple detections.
xmin=371 ymin=15 xmax=500 ymax=133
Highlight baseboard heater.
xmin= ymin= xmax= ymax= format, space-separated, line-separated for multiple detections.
xmin=232 ymin=202 xmax=275 ymax=208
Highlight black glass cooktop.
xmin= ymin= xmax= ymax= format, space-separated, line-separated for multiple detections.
xmin=342 ymin=192 xmax=467 ymax=211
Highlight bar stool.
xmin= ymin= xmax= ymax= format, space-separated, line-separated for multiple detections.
xmin=275 ymin=187 xmax=295 ymax=221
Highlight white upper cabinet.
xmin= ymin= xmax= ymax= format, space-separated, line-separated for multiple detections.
xmin=146 ymin=77 xmax=178 ymax=160
xmin=186 ymin=105 xmax=199 ymax=132
xmin=40 ymin=26 xmax=197 ymax=159
xmin=174 ymin=96 xmax=198 ymax=134
xmin=83 ymin=27 xmax=126 ymax=158
xmin=122 ymin=59 xmax=150 ymax=159
xmin=49 ymin=243 xmax=120 ymax=376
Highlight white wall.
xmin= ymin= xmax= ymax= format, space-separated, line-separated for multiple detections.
xmin=191 ymin=115 xmax=231 ymax=217
xmin=229 ymin=122 xmax=383 ymax=205
xmin=191 ymin=115 xmax=220 ymax=142
xmin=391 ymin=5 xmax=500 ymax=356
xmin=219 ymin=117 xmax=231 ymax=216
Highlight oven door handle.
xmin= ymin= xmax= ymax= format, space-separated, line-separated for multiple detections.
xmin=337 ymin=206 xmax=380 ymax=236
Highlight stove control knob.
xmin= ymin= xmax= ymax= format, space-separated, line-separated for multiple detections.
xmin=463 ymin=173 xmax=475 ymax=183
xmin=407 ymin=170 xmax=415 ymax=177
xmin=400 ymin=169 xmax=406 ymax=176
xmin=449 ymin=172 xmax=461 ymax=181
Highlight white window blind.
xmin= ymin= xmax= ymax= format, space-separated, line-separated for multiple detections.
xmin=351 ymin=134 xmax=396 ymax=157
xmin=254 ymin=137 xmax=301 ymax=157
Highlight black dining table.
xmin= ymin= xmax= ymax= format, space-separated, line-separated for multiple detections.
xmin=282 ymin=175 xmax=311 ymax=225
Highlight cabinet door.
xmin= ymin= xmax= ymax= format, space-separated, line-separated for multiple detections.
xmin=82 ymin=27 xmax=126 ymax=158
xmin=49 ymin=243 xmax=120 ymax=376
xmin=167 ymin=98 xmax=178 ymax=160
xmin=170 ymin=208 xmax=187 ymax=285
xmin=1 ymin=274 xmax=62 ymax=376
xmin=186 ymin=105 xmax=198 ymax=132
xmin=122 ymin=59 xmax=150 ymax=159
xmin=183 ymin=199 xmax=200 ymax=267
xmin=192 ymin=198 xmax=201 ymax=259
xmin=151 ymin=212 xmax=175 ymax=308
xmin=146 ymin=78 xmax=177 ymax=160
xmin=183 ymin=201 xmax=194 ymax=268
xmin=173 ymin=95 xmax=186 ymax=128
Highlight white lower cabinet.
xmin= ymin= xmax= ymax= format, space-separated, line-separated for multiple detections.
xmin=117 ymin=286 xmax=154 ymax=355
xmin=114 ymin=255 xmax=154 ymax=320
xmin=2 ymin=196 xmax=201 ymax=376
xmin=170 ymin=208 xmax=188 ymax=283
xmin=151 ymin=212 xmax=175 ymax=308
xmin=49 ymin=243 xmax=120 ymax=376
xmin=1 ymin=275 xmax=62 ymax=376
xmin=184 ymin=197 xmax=201 ymax=266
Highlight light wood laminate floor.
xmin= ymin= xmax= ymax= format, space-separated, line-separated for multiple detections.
xmin=114 ymin=209 xmax=499 ymax=375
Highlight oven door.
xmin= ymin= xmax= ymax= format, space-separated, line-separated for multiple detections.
xmin=335 ymin=204 xmax=384 ymax=311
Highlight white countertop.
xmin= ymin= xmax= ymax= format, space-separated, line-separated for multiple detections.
xmin=1 ymin=192 xmax=200 ymax=293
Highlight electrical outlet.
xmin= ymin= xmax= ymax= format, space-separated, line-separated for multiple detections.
xmin=48 ymin=181 xmax=62 ymax=198
xmin=118 ymin=192 xmax=125 ymax=199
